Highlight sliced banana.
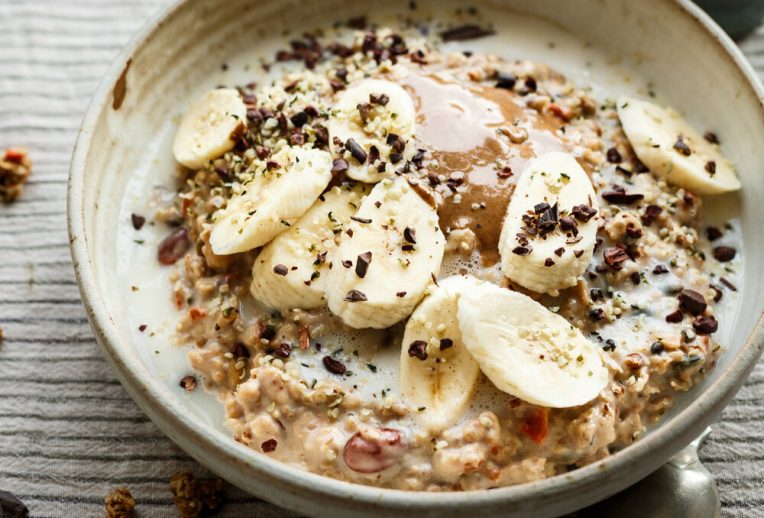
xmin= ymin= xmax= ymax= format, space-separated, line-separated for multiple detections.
xmin=329 ymin=79 xmax=416 ymax=183
xmin=400 ymin=275 xmax=482 ymax=432
xmin=498 ymin=152 xmax=599 ymax=295
xmin=250 ymin=184 xmax=370 ymax=312
xmin=617 ymin=97 xmax=740 ymax=194
xmin=457 ymin=281 xmax=608 ymax=408
xmin=325 ymin=177 xmax=445 ymax=329
xmin=209 ymin=146 xmax=332 ymax=255
xmin=172 ymin=88 xmax=247 ymax=170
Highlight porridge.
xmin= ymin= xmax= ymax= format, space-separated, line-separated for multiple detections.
xmin=129 ymin=14 xmax=741 ymax=491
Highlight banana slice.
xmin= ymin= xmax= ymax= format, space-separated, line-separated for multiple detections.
xmin=617 ymin=97 xmax=740 ymax=194
xmin=329 ymin=79 xmax=416 ymax=183
xmin=172 ymin=88 xmax=247 ymax=170
xmin=325 ymin=177 xmax=445 ymax=329
xmin=250 ymin=184 xmax=370 ymax=312
xmin=457 ymin=281 xmax=608 ymax=408
xmin=400 ymin=275 xmax=482 ymax=432
xmin=498 ymin=152 xmax=599 ymax=295
xmin=209 ymin=146 xmax=333 ymax=255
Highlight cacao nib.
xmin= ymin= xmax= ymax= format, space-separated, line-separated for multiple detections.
xmin=344 ymin=290 xmax=368 ymax=302
xmin=602 ymin=185 xmax=644 ymax=205
xmin=355 ymin=251 xmax=372 ymax=278
xmin=440 ymin=24 xmax=495 ymax=42
xmin=131 ymin=213 xmax=146 ymax=230
xmin=693 ymin=315 xmax=718 ymax=335
xmin=408 ymin=340 xmax=428 ymax=360
xmin=262 ymin=438 xmax=278 ymax=452
xmin=346 ymin=138 xmax=368 ymax=164
xmin=323 ymin=355 xmax=346 ymax=374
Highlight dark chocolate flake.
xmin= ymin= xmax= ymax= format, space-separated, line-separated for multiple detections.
xmin=603 ymin=246 xmax=630 ymax=270
xmin=606 ymin=147 xmax=622 ymax=164
xmin=408 ymin=340 xmax=428 ymax=360
xmin=678 ymin=289 xmax=707 ymax=316
xmin=344 ymin=290 xmax=368 ymax=302
xmin=704 ymin=131 xmax=720 ymax=144
xmin=396 ymin=291 xmax=407 ymax=297
xmin=571 ymin=204 xmax=597 ymax=222
xmin=673 ymin=135 xmax=692 ymax=156
xmin=544 ymin=258 xmax=555 ymax=267
xmin=439 ymin=338 xmax=454 ymax=351
xmin=342 ymin=259 xmax=353 ymax=268
xmin=712 ymin=246 xmax=736 ymax=262
xmin=273 ymin=264 xmax=288 ymax=276
xmin=403 ymin=226 xmax=417 ymax=244
xmin=665 ymin=309 xmax=684 ymax=323
xmin=131 ymin=213 xmax=146 ymax=230
xmin=332 ymin=158 xmax=349 ymax=173
xmin=642 ymin=204 xmax=663 ymax=226
xmin=693 ymin=315 xmax=718 ymax=335
xmin=355 ymin=251 xmax=372 ymax=278
xmin=705 ymin=161 xmax=716 ymax=175
xmin=350 ymin=216 xmax=372 ymax=224
xmin=495 ymin=72 xmax=516 ymax=89
xmin=589 ymin=308 xmax=605 ymax=322
xmin=602 ymin=185 xmax=644 ymax=205
xmin=512 ymin=245 xmax=531 ymax=256
xmin=720 ymin=277 xmax=737 ymax=292
xmin=705 ymin=227 xmax=722 ymax=241
xmin=289 ymin=111 xmax=308 ymax=127
xmin=653 ymin=264 xmax=669 ymax=275
xmin=274 ymin=342 xmax=292 ymax=358
xmin=346 ymin=138 xmax=368 ymax=164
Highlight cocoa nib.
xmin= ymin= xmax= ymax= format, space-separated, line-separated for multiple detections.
xmin=344 ymin=289 xmax=368 ymax=302
xmin=403 ymin=226 xmax=417 ymax=244
xmin=408 ymin=340 xmax=428 ymax=360
xmin=673 ymin=135 xmax=692 ymax=156
xmin=712 ymin=246 xmax=736 ymax=262
xmin=131 ymin=213 xmax=146 ymax=230
xmin=157 ymin=227 xmax=192 ymax=265
xmin=355 ymin=251 xmax=372 ymax=278
xmin=346 ymin=138 xmax=368 ymax=164
xmin=571 ymin=204 xmax=597 ymax=222
xmin=439 ymin=338 xmax=454 ymax=351
xmin=512 ymin=245 xmax=532 ymax=256
xmin=273 ymin=264 xmax=288 ymax=276
xmin=603 ymin=246 xmax=630 ymax=270
xmin=665 ymin=309 xmax=684 ymax=323
xmin=678 ymin=289 xmax=707 ymax=316
xmin=606 ymin=147 xmax=622 ymax=163
xmin=323 ymin=355 xmax=346 ymax=375
xmin=601 ymin=185 xmax=644 ymax=205
xmin=705 ymin=227 xmax=722 ymax=241
xmin=693 ymin=315 xmax=718 ymax=334
xmin=495 ymin=72 xmax=516 ymax=90
xmin=274 ymin=342 xmax=292 ymax=358
xmin=440 ymin=24 xmax=495 ymax=42
xmin=641 ymin=204 xmax=663 ymax=226
xmin=180 ymin=375 xmax=197 ymax=392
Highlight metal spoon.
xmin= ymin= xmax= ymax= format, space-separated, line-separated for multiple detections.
xmin=571 ymin=427 xmax=719 ymax=517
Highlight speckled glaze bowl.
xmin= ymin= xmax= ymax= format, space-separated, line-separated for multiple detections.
xmin=68 ymin=0 xmax=764 ymax=515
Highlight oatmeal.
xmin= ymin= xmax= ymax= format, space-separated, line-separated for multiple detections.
xmin=135 ymin=16 xmax=741 ymax=491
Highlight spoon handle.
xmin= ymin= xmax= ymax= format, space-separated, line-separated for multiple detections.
xmin=572 ymin=427 xmax=720 ymax=518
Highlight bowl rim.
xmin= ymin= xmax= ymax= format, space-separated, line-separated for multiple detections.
xmin=68 ymin=0 xmax=764 ymax=513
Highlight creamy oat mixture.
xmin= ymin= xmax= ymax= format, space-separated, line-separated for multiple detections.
xmin=133 ymin=16 xmax=742 ymax=491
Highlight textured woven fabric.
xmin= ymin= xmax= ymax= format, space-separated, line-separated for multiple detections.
xmin=0 ymin=1 xmax=762 ymax=516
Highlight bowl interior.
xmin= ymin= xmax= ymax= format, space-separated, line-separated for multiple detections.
xmin=70 ymin=0 xmax=764 ymax=515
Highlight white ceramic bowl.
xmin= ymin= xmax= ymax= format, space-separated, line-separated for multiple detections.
xmin=68 ymin=0 xmax=764 ymax=515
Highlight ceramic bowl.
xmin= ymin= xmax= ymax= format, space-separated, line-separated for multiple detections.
xmin=68 ymin=0 xmax=764 ymax=515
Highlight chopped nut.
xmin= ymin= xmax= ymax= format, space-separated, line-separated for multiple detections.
xmin=105 ymin=487 xmax=135 ymax=518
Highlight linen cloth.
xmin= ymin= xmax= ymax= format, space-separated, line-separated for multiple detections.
xmin=0 ymin=1 xmax=762 ymax=516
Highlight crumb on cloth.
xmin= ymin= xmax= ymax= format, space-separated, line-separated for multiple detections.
xmin=169 ymin=471 xmax=226 ymax=517
xmin=0 ymin=148 xmax=32 ymax=202
xmin=104 ymin=487 xmax=136 ymax=518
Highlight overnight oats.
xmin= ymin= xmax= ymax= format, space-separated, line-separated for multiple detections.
xmin=134 ymin=17 xmax=742 ymax=491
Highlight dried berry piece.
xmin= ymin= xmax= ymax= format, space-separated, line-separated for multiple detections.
xmin=693 ymin=315 xmax=718 ymax=335
xmin=678 ymin=289 xmax=707 ymax=316
xmin=180 ymin=375 xmax=197 ymax=392
xmin=323 ymin=355 xmax=346 ymax=374
xmin=440 ymin=24 xmax=495 ymax=42
xmin=407 ymin=340 xmax=428 ymax=360
xmin=104 ymin=487 xmax=134 ymax=518
xmin=712 ymin=246 xmax=736 ymax=262
xmin=519 ymin=407 xmax=548 ymax=445
xmin=343 ymin=428 xmax=406 ymax=473
xmin=157 ymin=228 xmax=192 ymax=265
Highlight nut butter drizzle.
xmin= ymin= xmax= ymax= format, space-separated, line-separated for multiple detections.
xmin=402 ymin=73 xmax=566 ymax=265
